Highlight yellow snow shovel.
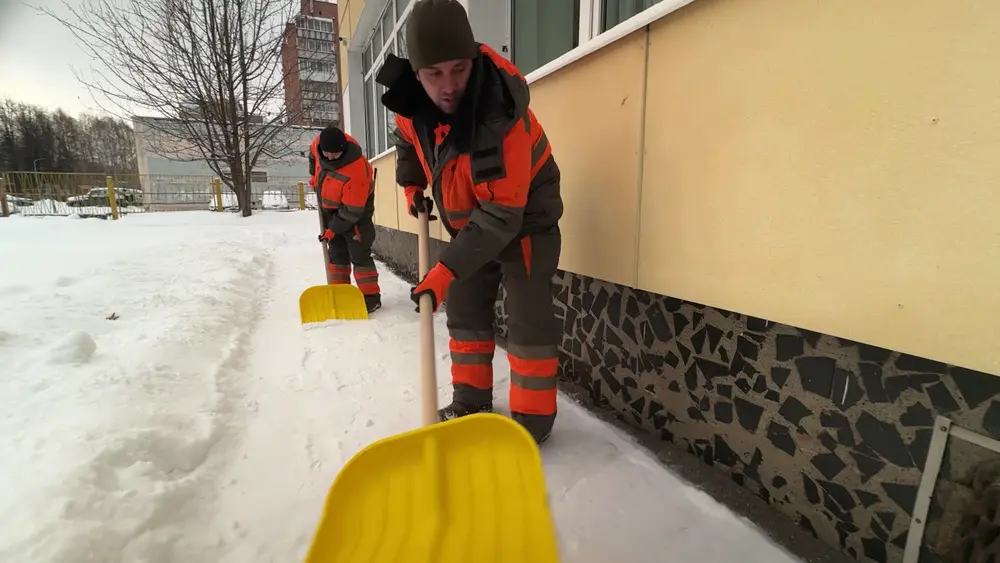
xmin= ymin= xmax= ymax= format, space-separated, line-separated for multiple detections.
xmin=298 ymin=190 xmax=369 ymax=323
xmin=303 ymin=210 xmax=560 ymax=563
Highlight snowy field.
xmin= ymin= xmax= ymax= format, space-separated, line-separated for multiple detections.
xmin=0 ymin=211 xmax=800 ymax=563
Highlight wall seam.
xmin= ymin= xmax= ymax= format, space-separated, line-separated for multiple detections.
xmin=632 ymin=27 xmax=652 ymax=289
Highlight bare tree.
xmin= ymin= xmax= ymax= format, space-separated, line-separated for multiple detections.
xmin=40 ymin=0 xmax=326 ymax=216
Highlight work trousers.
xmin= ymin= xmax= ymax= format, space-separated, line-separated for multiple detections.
xmin=445 ymin=228 xmax=561 ymax=434
xmin=326 ymin=216 xmax=380 ymax=296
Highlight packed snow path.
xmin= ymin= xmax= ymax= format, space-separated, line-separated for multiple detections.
xmin=0 ymin=212 xmax=800 ymax=563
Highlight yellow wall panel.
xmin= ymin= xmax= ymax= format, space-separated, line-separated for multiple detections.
xmin=528 ymin=31 xmax=647 ymax=288
xmin=371 ymin=151 xmax=398 ymax=229
xmin=639 ymin=0 xmax=1000 ymax=374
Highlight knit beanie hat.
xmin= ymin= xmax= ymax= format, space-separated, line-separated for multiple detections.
xmin=405 ymin=0 xmax=478 ymax=70
xmin=319 ymin=126 xmax=347 ymax=153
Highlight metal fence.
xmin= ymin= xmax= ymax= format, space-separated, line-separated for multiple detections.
xmin=0 ymin=171 xmax=318 ymax=218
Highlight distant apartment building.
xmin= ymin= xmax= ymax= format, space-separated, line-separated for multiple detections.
xmin=281 ymin=0 xmax=342 ymax=128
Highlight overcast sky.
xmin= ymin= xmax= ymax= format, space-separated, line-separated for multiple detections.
xmin=0 ymin=0 xmax=116 ymax=116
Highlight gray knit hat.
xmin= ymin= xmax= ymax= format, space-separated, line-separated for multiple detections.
xmin=405 ymin=0 xmax=478 ymax=70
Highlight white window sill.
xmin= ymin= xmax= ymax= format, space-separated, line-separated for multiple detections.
xmin=524 ymin=0 xmax=698 ymax=85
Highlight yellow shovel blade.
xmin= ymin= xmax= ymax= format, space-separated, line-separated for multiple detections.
xmin=299 ymin=284 xmax=369 ymax=323
xmin=305 ymin=413 xmax=560 ymax=563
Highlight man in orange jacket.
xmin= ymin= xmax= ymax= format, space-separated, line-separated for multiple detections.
xmin=309 ymin=125 xmax=381 ymax=313
xmin=376 ymin=0 xmax=563 ymax=443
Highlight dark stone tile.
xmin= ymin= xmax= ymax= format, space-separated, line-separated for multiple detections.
xmin=706 ymin=325 xmax=725 ymax=353
xmin=798 ymin=514 xmax=818 ymax=537
xmin=663 ymin=297 xmax=682 ymax=312
xmin=818 ymin=432 xmax=838 ymax=451
xmin=665 ymin=350 xmax=680 ymax=368
xmin=737 ymin=334 xmax=760 ymax=361
xmin=908 ymin=429 xmax=933 ymax=469
xmin=778 ymin=396 xmax=812 ymax=426
xmin=951 ymin=366 xmax=1000 ymax=409
xmin=746 ymin=316 xmax=771 ymax=332
xmin=884 ymin=375 xmax=911 ymax=402
xmin=856 ymin=489 xmax=880 ymax=508
xmin=677 ymin=342 xmax=691 ymax=365
xmin=692 ymin=311 xmax=705 ymax=330
xmin=891 ymin=532 xmax=907 ymax=549
xmin=849 ymin=451 xmax=886 ymax=484
xmin=734 ymin=397 xmax=764 ymax=433
xmin=695 ymin=357 xmax=730 ymax=380
xmin=925 ymin=381 xmax=961 ymax=413
xmin=735 ymin=378 xmax=752 ymax=394
xmin=983 ymin=400 xmax=1000 ymax=440
xmin=776 ymin=334 xmax=804 ymax=362
xmin=714 ymin=435 xmax=739 ymax=467
xmin=802 ymin=474 xmax=821 ymax=504
xmin=831 ymin=368 xmax=865 ymax=411
xmin=607 ymin=292 xmax=622 ymax=326
xmin=765 ymin=390 xmax=780 ymax=402
xmin=858 ymin=362 xmax=890 ymax=403
xmin=895 ymin=353 xmax=947 ymax=374
xmin=876 ymin=510 xmax=896 ymax=531
xmin=672 ymin=312 xmax=689 ymax=335
xmin=752 ymin=374 xmax=768 ymax=394
xmin=718 ymin=384 xmax=732 ymax=398
xmin=811 ymin=452 xmax=848 ymax=480
xmin=691 ymin=327 xmax=707 ymax=354
xmin=796 ymin=356 xmax=836 ymax=398
xmin=798 ymin=328 xmax=822 ymax=348
xmin=820 ymin=411 xmax=856 ymax=447
xmin=881 ymin=482 xmax=917 ymax=515
xmin=900 ymin=403 xmax=934 ymax=427
xmin=819 ymin=479 xmax=857 ymax=514
xmin=667 ymin=380 xmax=680 ymax=392
xmin=858 ymin=343 xmax=892 ymax=363
xmin=684 ymin=363 xmax=699 ymax=391
xmin=714 ymin=401 xmax=733 ymax=424
xmin=773 ymin=475 xmax=787 ymax=489
xmin=771 ymin=367 xmax=791 ymax=389
xmin=856 ymin=411 xmax=914 ymax=468
xmin=767 ymin=420 xmax=796 ymax=456
xmin=862 ymin=536 xmax=888 ymax=563
xmin=699 ymin=395 xmax=710 ymax=412
xmin=687 ymin=406 xmax=706 ymax=422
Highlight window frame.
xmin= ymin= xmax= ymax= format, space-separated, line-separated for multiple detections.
xmin=354 ymin=0 xmax=693 ymax=159
xmin=360 ymin=0 xmax=420 ymax=158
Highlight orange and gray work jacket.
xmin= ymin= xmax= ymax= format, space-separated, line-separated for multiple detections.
xmin=308 ymin=132 xmax=375 ymax=234
xmin=377 ymin=43 xmax=563 ymax=280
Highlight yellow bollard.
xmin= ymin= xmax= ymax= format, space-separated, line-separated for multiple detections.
xmin=213 ymin=178 xmax=223 ymax=212
xmin=106 ymin=175 xmax=120 ymax=220
xmin=298 ymin=182 xmax=306 ymax=210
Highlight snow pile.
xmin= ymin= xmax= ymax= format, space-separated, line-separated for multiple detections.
xmin=0 ymin=212 xmax=273 ymax=561
xmin=0 ymin=211 xmax=800 ymax=563
xmin=16 ymin=199 xmax=146 ymax=216
xmin=261 ymin=190 xmax=290 ymax=210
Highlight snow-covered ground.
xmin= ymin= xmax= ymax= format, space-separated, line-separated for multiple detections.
xmin=0 ymin=211 xmax=801 ymax=563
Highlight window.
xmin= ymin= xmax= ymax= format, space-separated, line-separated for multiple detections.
xmin=361 ymin=0 xmax=413 ymax=157
xmin=601 ymin=0 xmax=663 ymax=32
xmin=251 ymin=171 xmax=268 ymax=183
xmin=512 ymin=0 xmax=579 ymax=75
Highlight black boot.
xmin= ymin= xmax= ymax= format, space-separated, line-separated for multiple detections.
xmin=512 ymin=412 xmax=555 ymax=445
xmin=438 ymin=401 xmax=493 ymax=422
xmin=364 ymin=294 xmax=381 ymax=313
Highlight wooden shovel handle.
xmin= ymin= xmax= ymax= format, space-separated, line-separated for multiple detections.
xmin=417 ymin=210 xmax=439 ymax=426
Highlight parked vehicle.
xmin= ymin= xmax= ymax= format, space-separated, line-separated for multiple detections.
xmin=67 ymin=186 xmax=143 ymax=208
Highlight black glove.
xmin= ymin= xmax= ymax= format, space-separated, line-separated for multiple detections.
xmin=405 ymin=186 xmax=437 ymax=221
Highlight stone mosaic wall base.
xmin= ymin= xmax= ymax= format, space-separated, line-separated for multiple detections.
xmin=372 ymin=225 xmax=1000 ymax=563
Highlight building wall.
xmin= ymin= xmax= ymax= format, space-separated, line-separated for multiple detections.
xmin=343 ymin=1 xmax=1000 ymax=562
xmin=281 ymin=0 xmax=342 ymax=127
xmin=132 ymin=116 xmax=320 ymax=202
